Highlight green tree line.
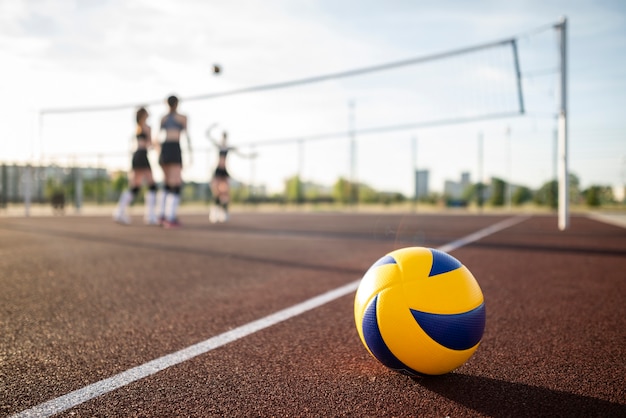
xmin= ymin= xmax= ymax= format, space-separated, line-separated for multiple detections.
xmin=41 ymin=170 xmax=620 ymax=208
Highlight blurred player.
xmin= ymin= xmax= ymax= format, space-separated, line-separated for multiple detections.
xmin=206 ymin=127 xmax=257 ymax=223
xmin=207 ymin=129 xmax=234 ymax=223
xmin=157 ymin=95 xmax=191 ymax=228
xmin=113 ymin=107 xmax=158 ymax=225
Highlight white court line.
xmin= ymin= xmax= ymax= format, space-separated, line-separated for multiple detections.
xmin=12 ymin=215 xmax=529 ymax=418
xmin=438 ymin=215 xmax=530 ymax=253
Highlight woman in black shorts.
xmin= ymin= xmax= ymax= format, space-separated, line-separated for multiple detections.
xmin=113 ymin=107 xmax=158 ymax=225
xmin=157 ymin=95 xmax=191 ymax=228
xmin=206 ymin=128 xmax=256 ymax=223
xmin=208 ymin=131 xmax=235 ymax=223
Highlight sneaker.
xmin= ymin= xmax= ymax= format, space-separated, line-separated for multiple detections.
xmin=209 ymin=206 xmax=218 ymax=224
xmin=158 ymin=215 xmax=166 ymax=226
xmin=113 ymin=212 xmax=131 ymax=225
xmin=163 ymin=218 xmax=181 ymax=229
xmin=144 ymin=216 xmax=159 ymax=226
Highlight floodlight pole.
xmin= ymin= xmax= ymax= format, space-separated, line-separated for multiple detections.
xmin=557 ymin=17 xmax=569 ymax=230
xmin=349 ymin=100 xmax=357 ymax=205
xmin=298 ymin=140 xmax=304 ymax=203
xmin=412 ymin=135 xmax=418 ymax=213
xmin=477 ymin=131 xmax=484 ymax=212
xmin=506 ymin=126 xmax=512 ymax=211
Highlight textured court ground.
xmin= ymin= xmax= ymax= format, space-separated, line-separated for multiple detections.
xmin=1 ymin=211 xmax=625 ymax=417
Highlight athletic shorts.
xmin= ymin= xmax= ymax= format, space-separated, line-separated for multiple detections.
xmin=159 ymin=141 xmax=182 ymax=166
xmin=132 ymin=149 xmax=151 ymax=169
xmin=214 ymin=167 xmax=229 ymax=179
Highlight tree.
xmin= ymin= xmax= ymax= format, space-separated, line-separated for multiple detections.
xmin=583 ymin=185 xmax=615 ymax=207
xmin=568 ymin=173 xmax=582 ymax=205
xmin=511 ymin=186 xmax=533 ymax=206
xmin=534 ymin=180 xmax=558 ymax=208
xmin=44 ymin=177 xmax=64 ymax=200
xmin=534 ymin=173 xmax=581 ymax=208
xmin=285 ymin=175 xmax=303 ymax=203
xmin=461 ymin=184 xmax=476 ymax=204
xmin=489 ymin=177 xmax=506 ymax=207
xmin=333 ymin=177 xmax=352 ymax=204
xmin=358 ymin=184 xmax=378 ymax=203
xmin=111 ymin=171 xmax=128 ymax=196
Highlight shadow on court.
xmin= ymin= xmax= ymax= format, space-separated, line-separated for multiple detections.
xmin=418 ymin=373 xmax=626 ymax=417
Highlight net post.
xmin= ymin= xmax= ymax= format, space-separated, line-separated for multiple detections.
xmin=511 ymin=39 xmax=525 ymax=114
xmin=74 ymin=160 xmax=83 ymax=214
xmin=412 ymin=135 xmax=417 ymax=213
xmin=557 ymin=17 xmax=569 ymax=230
xmin=24 ymin=165 xmax=32 ymax=217
xmin=477 ymin=131 xmax=484 ymax=213
xmin=348 ymin=100 xmax=357 ymax=206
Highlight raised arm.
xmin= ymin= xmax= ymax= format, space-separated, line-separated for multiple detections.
xmin=205 ymin=123 xmax=220 ymax=147
xmin=232 ymin=146 xmax=258 ymax=159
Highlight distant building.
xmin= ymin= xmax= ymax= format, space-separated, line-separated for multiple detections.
xmin=414 ymin=169 xmax=429 ymax=199
xmin=0 ymin=163 xmax=108 ymax=204
xmin=444 ymin=171 xmax=472 ymax=200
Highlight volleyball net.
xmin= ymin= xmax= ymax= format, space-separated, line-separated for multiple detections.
xmin=3 ymin=20 xmax=564 ymax=214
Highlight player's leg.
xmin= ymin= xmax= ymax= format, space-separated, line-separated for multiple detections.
xmin=114 ymin=170 xmax=139 ymax=224
xmin=164 ymin=165 xmax=182 ymax=228
xmin=142 ymin=169 xmax=158 ymax=225
xmin=209 ymin=177 xmax=220 ymax=223
xmin=219 ymin=180 xmax=230 ymax=222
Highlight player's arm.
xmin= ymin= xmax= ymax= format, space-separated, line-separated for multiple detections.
xmin=145 ymin=126 xmax=153 ymax=148
xmin=233 ymin=147 xmax=258 ymax=159
xmin=182 ymin=115 xmax=192 ymax=151
xmin=182 ymin=115 xmax=193 ymax=164
xmin=205 ymin=123 xmax=219 ymax=146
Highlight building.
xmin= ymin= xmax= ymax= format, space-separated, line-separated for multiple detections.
xmin=444 ymin=171 xmax=472 ymax=200
xmin=414 ymin=169 xmax=429 ymax=199
xmin=0 ymin=163 xmax=109 ymax=205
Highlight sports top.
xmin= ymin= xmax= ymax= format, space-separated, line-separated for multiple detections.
xmin=161 ymin=113 xmax=184 ymax=131
xmin=136 ymin=128 xmax=148 ymax=141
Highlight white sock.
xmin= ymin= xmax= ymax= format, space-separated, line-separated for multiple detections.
xmin=158 ymin=189 xmax=167 ymax=219
xmin=145 ymin=190 xmax=156 ymax=221
xmin=117 ymin=190 xmax=133 ymax=214
xmin=167 ymin=193 xmax=180 ymax=222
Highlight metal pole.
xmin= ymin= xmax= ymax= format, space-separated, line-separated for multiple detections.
xmin=97 ymin=153 xmax=103 ymax=205
xmin=298 ymin=140 xmax=304 ymax=203
xmin=477 ymin=131 xmax=484 ymax=212
xmin=412 ymin=136 xmax=417 ymax=212
xmin=0 ymin=164 xmax=6 ymax=209
xmin=553 ymin=126 xmax=558 ymax=181
xmin=74 ymin=157 xmax=83 ymax=213
xmin=621 ymin=155 xmax=626 ymax=204
xmin=511 ymin=39 xmax=525 ymax=115
xmin=506 ymin=126 xmax=512 ymax=210
xmin=24 ymin=165 xmax=32 ymax=217
xmin=349 ymin=100 xmax=357 ymax=205
xmin=39 ymin=111 xmax=44 ymax=163
xmin=557 ymin=17 xmax=569 ymax=230
xmin=250 ymin=145 xmax=257 ymax=202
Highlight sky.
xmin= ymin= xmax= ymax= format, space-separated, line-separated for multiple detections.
xmin=0 ymin=0 xmax=624 ymax=198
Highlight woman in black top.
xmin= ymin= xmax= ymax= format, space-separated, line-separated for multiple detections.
xmin=157 ymin=95 xmax=191 ymax=228
xmin=113 ymin=107 xmax=158 ymax=225
xmin=208 ymin=130 xmax=235 ymax=223
xmin=207 ymin=127 xmax=256 ymax=223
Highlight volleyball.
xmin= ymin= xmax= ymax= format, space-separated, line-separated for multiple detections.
xmin=354 ymin=247 xmax=485 ymax=376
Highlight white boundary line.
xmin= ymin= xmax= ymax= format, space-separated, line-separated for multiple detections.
xmin=11 ymin=215 xmax=529 ymax=418
xmin=587 ymin=212 xmax=626 ymax=229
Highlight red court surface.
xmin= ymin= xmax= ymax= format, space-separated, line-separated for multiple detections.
xmin=1 ymin=212 xmax=625 ymax=417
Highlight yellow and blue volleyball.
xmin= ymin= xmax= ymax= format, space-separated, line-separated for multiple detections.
xmin=354 ymin=247 xmax=485 ymax=376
